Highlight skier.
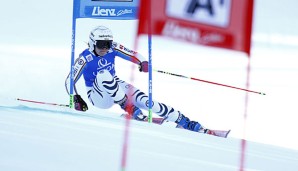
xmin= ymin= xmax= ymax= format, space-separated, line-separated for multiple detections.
xmin=65 ymin=26 xmax=225 ymax=136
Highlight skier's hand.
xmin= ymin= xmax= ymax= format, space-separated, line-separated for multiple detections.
xmin=139 ymin=61 xmax=148 ymax=72
xmin=74 ymin=95 xmax=88 ymax=111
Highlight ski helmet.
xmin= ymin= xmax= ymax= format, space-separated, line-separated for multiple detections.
xmin=89 ymin=26 xmax=113 ymax=52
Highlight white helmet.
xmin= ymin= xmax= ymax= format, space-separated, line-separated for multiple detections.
xmin=89 ymin=26 xmax=113 ymax=52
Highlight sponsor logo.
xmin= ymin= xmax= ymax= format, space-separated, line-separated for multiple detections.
xmin=124 ymin=47 xmax=136 ymax=54
xmin=93 ymin=58 xmax=115 ymax=76
xmin=162 ymin=21 xmax=225 ymax=44
xmin=119 ymin=44 xmax=123 ymax=50
xmin=162 ymin=21 xmax=200 ymax=43
xmin=73 ymin=67 xmax=78 ymax=76
xmin=119 ymin=44 xmax=136 ymax=54
xmin=78 ymin=59 xmax=84 ymax=65
xmin=92 ymin=6 xmax=116 ymax=16
xmin=200 ymin=32 xmax=224 ymax=44
xmin=86 ymin=54 xmax=93 ymax=62
xmin=98 ymin=35 xmax=112 ymax=38
xmin=145 ymin=100 xmax=154 ymax=108
xmin=73 ymin=57 xmax=85 ymax=77
xmin=117 ymin=9 xmax=133 ymax=16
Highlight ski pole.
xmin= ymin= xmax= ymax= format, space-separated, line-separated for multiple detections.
xmin=16 ymin=98 xmax=70 ymax=107
xmin=153 ymin=69 xmax=266 ymax=95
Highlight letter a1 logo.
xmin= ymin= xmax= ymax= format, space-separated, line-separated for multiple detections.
xmin=166 ymin=0 xmax=231 ymax=27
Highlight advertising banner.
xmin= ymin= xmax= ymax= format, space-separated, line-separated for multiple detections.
xmin=138 ymin=0 xmax=254 ymax=55
xmin=73 ymin=0 xmax=139 ymax=20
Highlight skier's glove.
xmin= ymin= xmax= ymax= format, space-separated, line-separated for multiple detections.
xmin=74 ymin=95 xmax=88 ymax=111
xmin=139 ymin=61 xmax=148 ymax=72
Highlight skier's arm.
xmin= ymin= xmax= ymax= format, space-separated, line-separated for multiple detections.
xmin=113 ymin=42 xmax=148 ymax=72
xmin=65 ymin=56 xmax=86 ymax=95
xmin=64 ymin=73 xmax=80 ymax=95
xmin=64 ymin=55 xmax=88 ymax=111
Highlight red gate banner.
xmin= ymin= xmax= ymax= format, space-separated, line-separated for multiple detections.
xmin=137 ymin=0 xmax=254 ymax=55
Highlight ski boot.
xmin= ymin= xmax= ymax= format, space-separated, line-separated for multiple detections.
xmin=118 ymin=96 xmax=147 ymax=121
xmin=175 ymin=112 xmax=202 ymax=132
xmin=175 ymin=112 xmax=230 ymax=137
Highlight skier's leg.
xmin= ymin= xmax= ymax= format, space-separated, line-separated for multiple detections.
xmin=118 ymin=79 xmax=180 ymax=121
xmin=88 ymin=70 xmax=143 ymax=119
xmin=86 ymin=73 xmax=114 ymax=109
xmin=117 ymin=80 xmax=203 ymax=132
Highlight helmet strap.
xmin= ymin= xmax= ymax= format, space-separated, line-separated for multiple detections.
xmin=93 ymin=45 xmax=100 ymax=56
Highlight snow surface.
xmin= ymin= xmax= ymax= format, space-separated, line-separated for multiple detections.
xmin=1 ymin=0 xmax=298 ymax=170
xmin=1 ymin=102 xmax=298 ymax=171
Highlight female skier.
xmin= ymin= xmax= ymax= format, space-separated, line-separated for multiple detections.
xmin=65 ymin=25 xmax=222 ymax=135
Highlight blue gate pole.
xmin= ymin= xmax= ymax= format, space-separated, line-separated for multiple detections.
xmin=147 ymin=0 xmax=153 ymax=123
xmin=69 ymin=0 xmax=79 ymax=108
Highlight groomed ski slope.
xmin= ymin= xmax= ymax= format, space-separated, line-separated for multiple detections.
xmin=1 ymin=103 xmax=298 ymax=171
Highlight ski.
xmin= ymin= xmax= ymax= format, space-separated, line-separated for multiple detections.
xmin=176 ymin=125 xmax=231 ymax=138
xmin=120 ymin=113 xmax=166 ymax=125
xmin=204 ymin=129 xmax=231 ymax=138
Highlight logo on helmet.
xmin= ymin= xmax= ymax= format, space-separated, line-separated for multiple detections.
xmin=98 ymin=35 xmax=112 ymax=39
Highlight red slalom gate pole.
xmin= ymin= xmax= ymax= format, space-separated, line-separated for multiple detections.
xmin=16 ymin=98 xmax=70 ymax=107
xmin=154 ymin=69 xmax=266 ymax=95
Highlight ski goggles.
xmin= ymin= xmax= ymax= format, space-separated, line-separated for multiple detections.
xmin=96 ymin=40 xmax=112 ymax=49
